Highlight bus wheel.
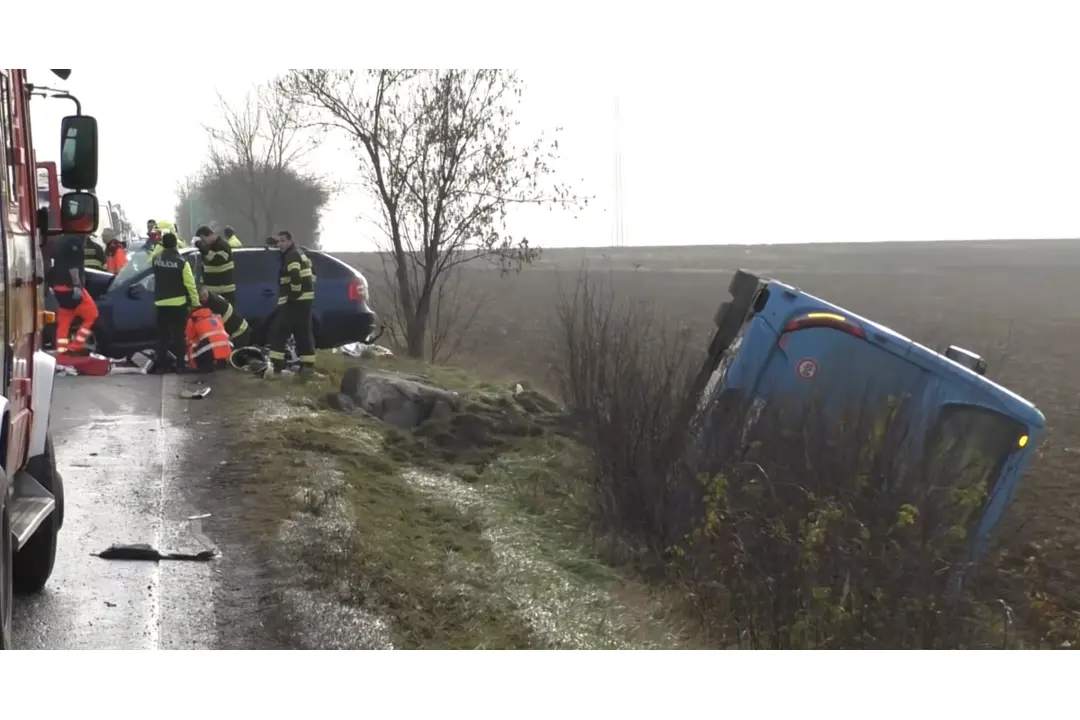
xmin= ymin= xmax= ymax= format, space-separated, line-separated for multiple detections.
xmin=0 ymin=493 xmax=12 ymax=649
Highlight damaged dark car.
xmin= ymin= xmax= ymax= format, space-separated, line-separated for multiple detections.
xmin=44 ymin=246 xmax=379 ymax=359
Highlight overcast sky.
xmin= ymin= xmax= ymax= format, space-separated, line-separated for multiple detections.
xmin=25 ymin=3 xmax=1080 ymax=252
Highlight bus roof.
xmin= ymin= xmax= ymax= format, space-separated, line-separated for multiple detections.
xmin=762 ymin=276 xmax=1045 ymax=430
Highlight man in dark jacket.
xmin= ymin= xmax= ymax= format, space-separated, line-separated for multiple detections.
xmin=84 ymin=233 xmax=107 ymax=272
xmin=151 ymin=233 xmax=200 ymax=373
xmin=198 ymin=285 xmax=251 ymax=348
xmin=193 ymin=225 xmax=236 ymax=306
xmin=266 ymin=230 xmax=316 ymax=376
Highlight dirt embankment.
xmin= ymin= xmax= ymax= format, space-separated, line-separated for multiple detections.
xmin=213 ymin=352 xmax=699 ymax=649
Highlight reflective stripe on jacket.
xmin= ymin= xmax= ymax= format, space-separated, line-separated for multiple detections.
xmin=202 ymin=240 xmax=235 ymax=294
xmin=278 ymin=246 xmax=315 ymax=305
xmin=185 ymin=307 xmax=233 ymax=367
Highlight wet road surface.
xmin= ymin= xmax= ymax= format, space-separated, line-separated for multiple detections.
xmin=11 ymin=374 xmax=221 ymax=649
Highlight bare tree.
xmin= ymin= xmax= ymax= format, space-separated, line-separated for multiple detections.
xmin=278 ymin=69 xmax=587 ymax=358
xmin=204 ymin=83 xmax=309 ymax=241
xmin=376 ymin=253 xmax=493 ymax=363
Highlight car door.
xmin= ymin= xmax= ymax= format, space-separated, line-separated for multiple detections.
xmin=109 ymin=268 xmax=157 ymax=344
xmin=233 ymin=249 xmax=280 ymax=327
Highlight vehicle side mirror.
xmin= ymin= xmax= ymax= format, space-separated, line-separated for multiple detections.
xmin=60 ymin=115 xmax=99 ymax=190
xmin=60 ymin=191 xmax=98 ymax=234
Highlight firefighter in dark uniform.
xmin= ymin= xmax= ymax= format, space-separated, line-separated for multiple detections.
xmin=198 ymin=285 xmax=251 ymax=348
xmin=267 ymin=230 xmax=316 ymax=375
xmin=193 ymin=225 xmax=236 ymax=306
xmin=84 ymin=233 xmax=107 ymax=272
xmin=47 ymin=233 xmax=99 ymax=355
xmin=151 ymin=232 xmax=200 ymax=373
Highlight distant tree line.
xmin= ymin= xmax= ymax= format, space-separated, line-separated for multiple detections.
xmin=175 ymin=84 xmax=331 ymax=247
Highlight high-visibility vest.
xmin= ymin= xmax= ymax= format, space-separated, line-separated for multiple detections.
xmin=185 ymin=308 xmax=232 ymax=367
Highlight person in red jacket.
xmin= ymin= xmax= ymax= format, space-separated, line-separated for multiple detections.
xmin=184 ymin=306 xmax=232 ymax=372
xmin=48 ymin=233 xmax=99 ymax=355
xmin=104 ymin=229 xmax=128 ymax=273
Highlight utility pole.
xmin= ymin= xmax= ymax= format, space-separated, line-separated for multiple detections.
xmin=612 ymin=92 xmax=625 ymax=248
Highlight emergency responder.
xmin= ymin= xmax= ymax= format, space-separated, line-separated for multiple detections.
xmin=198 ymin=285 xmax=250 ymax=347
xmin=151 ymin=232 xmax=200 ymax=373
xmin=264 ymin=236 xmax=277 ymax=248
xmin=266 ymin=230 xmax=316 ymax=375
xmin=146 ymin=219 xmax=157 ymax=236
xmin=47 ymin=233 xmax=99 ymax=355
xmin=185 ymin=305 xmax=232 ymax=372
xmin=193 ymin=225 xmax=236 ymax=305
xmin=148 ymin=228 xmax=186 ymax=259
xmin=142 ymin=229 xmax=162 ymax=255
xmin=223 ymin=225 xmax=242 ymax=248
xmin=105 ymin=230 xmax=128 ymax=273
xmin=84 ymin=232 xmax=107 ymax=272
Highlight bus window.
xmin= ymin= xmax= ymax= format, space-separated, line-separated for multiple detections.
xmin=923 ymin=404 xmax=1027 ymax=534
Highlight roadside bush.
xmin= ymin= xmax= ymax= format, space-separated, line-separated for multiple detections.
xmin=674 ymin=396 xmax=1013 ymax=648
xmin=552 ymin=266 xmax=1011 ymax=648
xmin=549 ymin=266 xmax=702 ymax=562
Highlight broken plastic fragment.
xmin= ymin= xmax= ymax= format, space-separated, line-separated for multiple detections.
xmin=92 ymin=543 xmax=217 ymax=562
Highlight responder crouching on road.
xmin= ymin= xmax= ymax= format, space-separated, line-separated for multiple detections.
xmin=185 ymin=305 xmax=232 ymax=373
xmin=48 ymin=233 xmax=99 ymax=355
xmin=266 ymin=230 xmax=316 ymax=377
xmin=198 ymin=285 xmax=250 ymax=348
xmin=193 ymin=225 xmax=236 ymax=306
xmin=103 ymin=228 xmax=128 ymax=273
xmin=151 ymin=232 xmax=200 ymax=374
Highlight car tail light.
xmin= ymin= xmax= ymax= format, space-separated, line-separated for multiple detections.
xmin=349 ymin=276 xmax=367 ymax=303
xmin=783 ymin=311 xmax=865 ymax=339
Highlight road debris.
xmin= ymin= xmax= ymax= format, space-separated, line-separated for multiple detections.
xmin=93 ymin=543 xmax=217 ymax=562
xmin=180 ymin=387 xmax=212 ymax=399
xmin=53 ymin=352 xmax=112 ymax=376
xmin=93 ymin=513 xmax=219 ymax=562
xmin=338 ymin=341 xmax=394 ymax=359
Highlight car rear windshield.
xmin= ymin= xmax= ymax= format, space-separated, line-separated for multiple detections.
xmin=923 ymin=404 xmax=1027 ymax=528
xmin=310 ymin=252 xmax=358 ymax=279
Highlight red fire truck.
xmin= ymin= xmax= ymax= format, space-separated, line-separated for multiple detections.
xmin=0 ymin=69 xmax=100 ymax=648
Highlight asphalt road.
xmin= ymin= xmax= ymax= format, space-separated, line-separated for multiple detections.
xmin=10 ymin=373 xmax=232 ymax=649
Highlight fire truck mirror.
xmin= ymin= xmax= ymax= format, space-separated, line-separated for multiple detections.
xmin=59 ymin=114 xmax=99 ymax=190
xmin=59 ymin=191 xmax=99 ymax=235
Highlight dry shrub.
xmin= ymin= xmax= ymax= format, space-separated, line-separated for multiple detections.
xmin=553 ymin=265 xmax=1012 ymax=648
xmin=550 ymin=266 xmax=702 ymax=561
xmin=674 ymin=395 xmax=1011 ymax=648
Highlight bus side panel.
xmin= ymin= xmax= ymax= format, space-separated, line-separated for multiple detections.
xmin=757 ymin=328 xmax=926 ymax=427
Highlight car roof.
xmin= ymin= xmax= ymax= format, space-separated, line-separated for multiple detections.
xmin=183 ymin=245 xmax=364 ymax=276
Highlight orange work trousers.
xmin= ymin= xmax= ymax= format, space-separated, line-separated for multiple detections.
xmin=52 ymin=286 xmax=100 ymax=353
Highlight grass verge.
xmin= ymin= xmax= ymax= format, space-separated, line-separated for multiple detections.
xmin=219 ymin=350 xmax=697 ymax=649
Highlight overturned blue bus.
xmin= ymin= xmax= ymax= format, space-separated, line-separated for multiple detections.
xmin=686 ymin=270 xmax=1044 ymax=553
